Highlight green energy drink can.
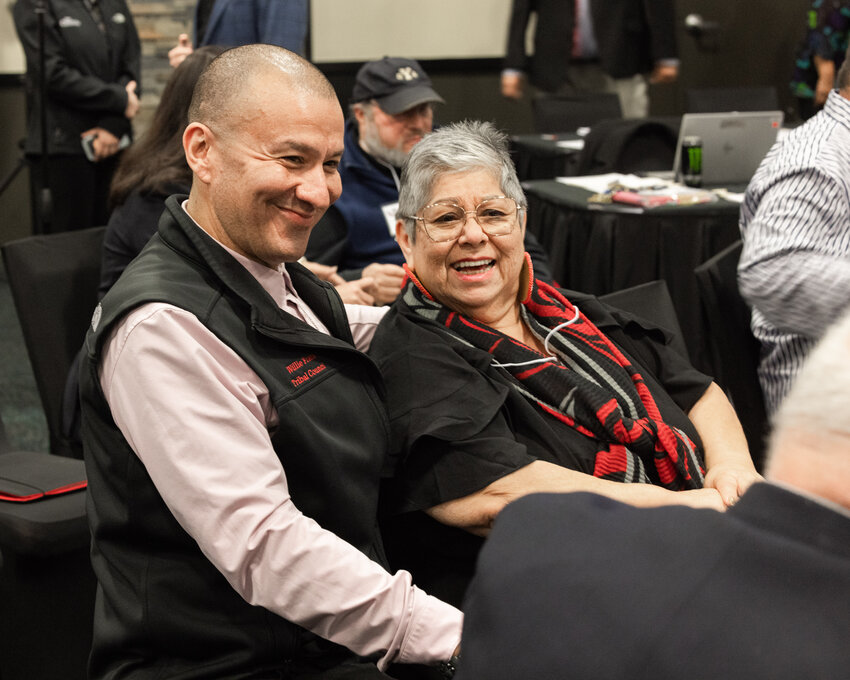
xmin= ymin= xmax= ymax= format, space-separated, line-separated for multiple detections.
xmin=681 ymin=135 xmax=703 ymax=187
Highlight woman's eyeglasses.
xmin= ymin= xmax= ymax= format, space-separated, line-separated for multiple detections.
xmin=406 ymin=196 xmax=523 ymax=243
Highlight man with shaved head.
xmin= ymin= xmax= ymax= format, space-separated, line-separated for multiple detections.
xmin=79 ymin=45 xmax=461 ymax=679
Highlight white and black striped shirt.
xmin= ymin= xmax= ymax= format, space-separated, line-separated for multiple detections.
xmin=739 ymin=89 xmax=850 ymax=415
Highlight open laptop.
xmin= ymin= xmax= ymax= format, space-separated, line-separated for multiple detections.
xmin=656 ymin=111 xmax=784 ymax=190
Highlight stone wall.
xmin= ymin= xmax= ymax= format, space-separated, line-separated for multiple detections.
xmin=127 ymin=0 xmax=195 ymax=135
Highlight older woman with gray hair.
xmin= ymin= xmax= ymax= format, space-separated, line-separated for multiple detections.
xmin=369 ymin=120 xmax=761 ymax=606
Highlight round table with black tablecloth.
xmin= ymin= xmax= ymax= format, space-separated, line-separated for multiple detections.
xmin=522 ymin=179 xmax=741 ymax=377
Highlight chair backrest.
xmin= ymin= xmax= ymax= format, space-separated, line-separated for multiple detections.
xmin=694 ymin=240 xmax=768 ymax=470
xmin=577 ymin=117 xmax=678 ymax=175
xmin=531 ymin=92 xmax=622 ymax=133
xmin=599 ymin=280 xmax=689 ymax=359
xmin=1 ymin=226 xmax=105 ymax=458
xmin=686 ymin=86 xmax=779 ymax=113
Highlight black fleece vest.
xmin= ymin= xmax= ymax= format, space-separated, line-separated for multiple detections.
xmin=80 ymin=196 xmax=391 ymax=679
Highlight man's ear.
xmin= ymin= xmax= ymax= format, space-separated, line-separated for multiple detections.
xmin=396 ymin=220 xmax=415 ymax=269
xmin=183 ymin=122 xmax=214 ymax=184
xmin=352 ymin=103 xmax=366 ymax=128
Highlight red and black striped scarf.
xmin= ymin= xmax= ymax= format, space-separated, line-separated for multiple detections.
xmin=403 ymin=260 xmax=704 ymax=490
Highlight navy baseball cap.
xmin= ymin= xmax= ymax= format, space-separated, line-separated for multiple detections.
xmin=351 ymin=57 xmax=445 ymax=115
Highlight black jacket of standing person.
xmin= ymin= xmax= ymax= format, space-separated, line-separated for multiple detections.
xmin=14 ymin=0 xmax=141 ymax=233
xmin=14 ymin=0 xmax=141 ymax=155
xmin=504 ymin=0 xmax=677 ymax=91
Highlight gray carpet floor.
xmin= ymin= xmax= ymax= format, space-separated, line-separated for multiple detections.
xmin=0 ymin=260 xmax=49 ymax=453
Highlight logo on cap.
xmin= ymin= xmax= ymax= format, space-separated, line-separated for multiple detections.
xmin=395 ymin=67 xmax=419 ymax=82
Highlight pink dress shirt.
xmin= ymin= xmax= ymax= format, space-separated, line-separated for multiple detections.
xmin=98 ymin=216 xmax=462 ymax=670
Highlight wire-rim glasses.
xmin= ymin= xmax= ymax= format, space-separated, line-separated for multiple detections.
xmin=406 ymin=196 xmax=523 ymax=243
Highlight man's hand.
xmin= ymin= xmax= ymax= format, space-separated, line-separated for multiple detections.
xmin=81 ymin=127 xmax=121 ymax=161
xmin=361 ymin=263 xmax=406 ymax=305
xmin=649 ymin=63 xmax=678 ymax=85
xmin=334 ymin=278 xmax=376 ymax=306
xmin=168 ymin=33 xmax=194 ymax=68
xmin=501 ymin=72 xmax=525 ymax=99
xmin=301 ymin=259 xmax=345 ymax=285
xmin=124 ymin=80 xmax=139 ymax=119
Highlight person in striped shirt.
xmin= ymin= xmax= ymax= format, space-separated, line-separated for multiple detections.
xmin=739 ymin=45 xmax=850 ymax=416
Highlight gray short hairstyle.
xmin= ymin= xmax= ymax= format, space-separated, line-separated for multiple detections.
xmin=766 ymin=307 xmax=850 ymax=465
xmin=397 ymin=120 xmax=526 ymax=242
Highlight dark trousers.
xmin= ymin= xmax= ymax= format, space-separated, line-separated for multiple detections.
xmin=26 ymin=153 xmax=119 ymax=234
xmin=284 ymin=643 xmax=442 ymax=679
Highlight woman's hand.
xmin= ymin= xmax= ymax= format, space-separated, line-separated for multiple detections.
xmin=704 ymin=461 xmax=762 ymax=507
xmin=688 ymin=382 xmax=762 ymax=506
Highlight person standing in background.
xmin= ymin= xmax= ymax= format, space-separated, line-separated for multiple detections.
xmin=790 ymin=0 xmax=850 ymax=120
xmin=13 ymin=0 xmax=141 ymax=233
xmin=167 ymin=0 xmax=308 ymax=67
xmin=501 ymin=0 xmax=678 ymax=119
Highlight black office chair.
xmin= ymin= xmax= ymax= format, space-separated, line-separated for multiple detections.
xmin=576 ymin=118 xmax=678 ymax=175
xmin=599 ymin=279 xmax=689 ymax=359
xmin=686 ymin=86 xmax=779 ymax=113
xmin=0 ymin=414 xmax=94 ymax=680
xmin=531 ymin=92 xmax=622 ymax=133
xmin=1 ymin=226 xmax=106 ymax=459
xmin=694 ymin=240 xmax=768 ymax=470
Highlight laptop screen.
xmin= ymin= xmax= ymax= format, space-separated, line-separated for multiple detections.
xmin=671 ymin=111 xmax=784 ymax=188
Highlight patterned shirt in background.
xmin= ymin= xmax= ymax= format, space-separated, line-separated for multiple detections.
xmin=790 ymin=0 xmax=850 ymax=100
xmin=738 ymin=90 xmax=850 ymax=416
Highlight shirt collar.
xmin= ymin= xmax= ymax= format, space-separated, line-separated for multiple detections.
xmin=824 ymin=88 xmax=850 ymax=125
xmin=180 ymin=200 xmax=292 ymax=309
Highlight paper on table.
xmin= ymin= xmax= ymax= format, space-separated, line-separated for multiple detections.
xmin=712 ymin=188 xmax=745 ymax=204
xmin=556 ymin=173 xmax=673 ymax=193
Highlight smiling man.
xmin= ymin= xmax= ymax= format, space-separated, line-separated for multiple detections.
xmin=78 ymin=45 xmax=461 ymax=680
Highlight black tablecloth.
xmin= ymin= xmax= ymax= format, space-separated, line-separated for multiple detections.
xmin=523 ymin=179 xmax=742 ymax=376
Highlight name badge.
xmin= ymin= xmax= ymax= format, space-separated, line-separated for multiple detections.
xmin=381 ymin=202 xmax=400 ymax=240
